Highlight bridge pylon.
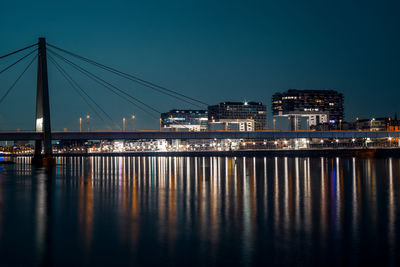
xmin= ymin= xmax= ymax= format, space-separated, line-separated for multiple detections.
xmin=33 ymin=37 xmax=55 ymax=166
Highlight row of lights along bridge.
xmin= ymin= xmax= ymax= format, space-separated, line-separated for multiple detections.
xmin=78 ymin=115 xmax=136 ymax=132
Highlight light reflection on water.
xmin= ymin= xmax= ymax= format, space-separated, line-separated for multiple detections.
xmin=0 ymin=156 xmax=399 ymax=265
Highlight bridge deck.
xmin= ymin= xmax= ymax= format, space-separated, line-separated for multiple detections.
xmin=0 ymin=131 xmax=399 ymax=141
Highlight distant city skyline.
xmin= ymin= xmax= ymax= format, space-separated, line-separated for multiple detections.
xmin=0 ymin=0 xmax=399 ymax=130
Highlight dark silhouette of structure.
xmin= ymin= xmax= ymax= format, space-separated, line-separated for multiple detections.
xmin=33 ymin=38 xmax=54 ymax=165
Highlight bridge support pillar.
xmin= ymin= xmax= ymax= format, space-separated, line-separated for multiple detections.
xmin=33 ymin=37 xmax=55 ymax=166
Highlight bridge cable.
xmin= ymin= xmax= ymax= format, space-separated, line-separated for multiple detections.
xmin=0 ymin=54 xmax=37 ymax=105
xmin=48 ymin=54 xmax=121 ymax=130
xmin=48 ymin=54 xmax=119 ymax=130
xmin=47 ymin=48 xmax=161 ymax=120
xmin=48 ymin=48 xmax=161 ymax=119
xmin=0 ymin=43 xmax=37 ymax=61
xmin=0 ymin=49 xmax=37 ymax=75
xmin=47 ymin=43 xmax=209 ymax=107
xmin=47 ymin=48 xmax=173 ymax=115
xmin=51 ymin=53 xmax=205 ymax=108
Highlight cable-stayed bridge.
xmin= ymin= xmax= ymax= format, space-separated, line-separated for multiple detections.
xmin=0 ymin=37 xmax=211 ymax=162
xmin=0 ymin=38 xmax=399 ymax=163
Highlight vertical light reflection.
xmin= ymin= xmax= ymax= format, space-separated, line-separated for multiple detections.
xmin=234 ymin=157 xmax=238 ymax=198
xmin=352 ymin=158 xmax=358 ymax=240
xmin=295 ymin=157 xmax=300 ymax=230
xmin=274 ymin=157 xmax=279 ymax=232
xmin=168 ymin=156 xmax=177 ymax=254
xmin=388 ymin=158 xmax=395 ymax=253
xmin=199 ymin=157 xmax=207 ymax=246
xmin=264 ymin=157 xmax=267 ymax=220
xmin=370 ymin=158 xmax=377 ymax=230
xmin=78 ymin=158 xmax=93 ymax=251
xmin=186 ymin=157 xmax=191 ymax=225
xmin=130 ymin=156 xmax=139 ymax=253
xmin=304 ymin=158 xmax=312 ymax=235
xmin=194 ymin=157 xmax=198 ymax=200
xmin=283 ymin=157 xmax=289 ymax=233
xmin=138 ymin=157 xmax=141 ymax=188
xmin=243 ymin=157 xmax=246 ymax=179
xmin=210 ymin=157 xmax=219 ymax=250
xmin=319 ymin=158 xmax=327 ymax=241
xmin=35 ymin=172 xmax=46 ymax=262
xmin=158 ymin=157 xmax=167 ymax=239
xmin=252 ymin=157 xmax=256 ymax=220
xmin=210 ymin=157 xmax=214 ymax=180
xmin=225 ymin=157 xmax=230 ymax=222
xmin=335 ymin=157 xmax=341 ymax=235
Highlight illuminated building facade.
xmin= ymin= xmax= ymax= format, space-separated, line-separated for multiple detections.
xmin=208 ymin=102 xmax=267 ymax=131
xmin=161 ymin=109 xmax=208 ymax=131
xmin=272 ymin=89 xmax=344 ymax=130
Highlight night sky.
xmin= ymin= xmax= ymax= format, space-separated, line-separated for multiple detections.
xmin=0 ymin=0 xmax=399 ymax=130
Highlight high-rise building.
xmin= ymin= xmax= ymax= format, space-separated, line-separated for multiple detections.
xmin=272 ymin=89 xmax=344 ymax=130
xmin=160 ymin=109 xmax=208 ymax=131
xmin=208 ymin=102 xmax=267 ymax=131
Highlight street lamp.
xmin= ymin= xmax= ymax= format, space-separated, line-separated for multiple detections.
xmin=86 ymin=115 xmax=90 ymax=132
xmin=131 ymin=115 xmax=136 ymax=131
xmin=273 ymin=118 xmax=276 ymax=131
xmin=356 ymin=117 xmax=359 ymax=130
xmin=370 ymin=118 xmax=375 ymax=131
xmin=79 ymin=117 xmax=82 ymax=132
xmin=123 ymin=117 xmax=126 ymax=131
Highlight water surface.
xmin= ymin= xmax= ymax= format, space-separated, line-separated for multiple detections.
xmin=0 ymin=156 xmax=399 ymax=266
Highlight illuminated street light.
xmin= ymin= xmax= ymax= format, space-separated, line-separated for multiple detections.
xmin=79 ymin=117 xmax=82 ymax=132
xmin=86 ymin=115 xmax=90 ymax=132
xmin=123 ymin=117 xmax=126 ymax=131
xmin=131 ymin=115 xmax=136 ymax=131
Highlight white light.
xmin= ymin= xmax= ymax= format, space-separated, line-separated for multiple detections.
xmin=335 ymin=139 xmax=339 ymax=143
xmin=352 ymin=138 xmax=355 ymax=142
xmin=274 ymin=141 xmax=278 ymax=145
xmin=36 ymin=118 xmax=43 ymax=131
xmin=320 ymin=140 xmax=324 ymax=143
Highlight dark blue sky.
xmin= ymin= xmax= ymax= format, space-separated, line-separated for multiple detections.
xmin=0 ymin=0 xmax=399 ymax=130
